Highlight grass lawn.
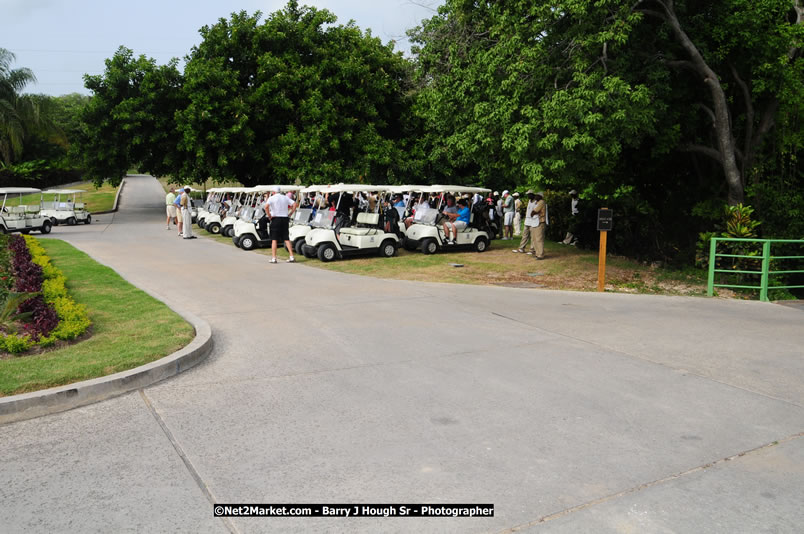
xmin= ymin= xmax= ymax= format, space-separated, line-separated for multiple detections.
xmin=0 ymin=239 xmax=195 ymax=396
xmin=5 ymin=180 xmax=119 ymax=213
xmin=195 ymin=225 xmax=709 ymax=296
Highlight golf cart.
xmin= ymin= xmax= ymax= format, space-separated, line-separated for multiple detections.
xmin=301 ymin=184 xmax=400 ymax=262
xmin=40 ymin=189 xmax=91 ymax=225
xmin=0 ymin=188 xmax=52 ymax=234
xmin=196 ymin=187 xmax=229 ymax=229
xmin=403 ymin=185 xmax=493 ymax=254
xmin=203 ymin=187 xmax=251 ymax=236
xmin=232 ymin=185 xmax=301 ymax=251
xmin=289 ymin=185 xmax=327 ymax=255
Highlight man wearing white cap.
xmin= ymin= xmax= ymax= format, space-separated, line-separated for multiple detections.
xmin=513 ymin=192 xmax=522 ymax=236
xmin=180 ymin=188 xmax=196 ymax=239
xmin=501 ymin=190 xmax=514 ymax=239
xmin=266 ymin=185 xmax=297 ymax=263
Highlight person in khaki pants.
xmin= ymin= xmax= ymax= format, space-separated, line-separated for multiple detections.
xmin=513 ymin=190 xmax=546 ymax=258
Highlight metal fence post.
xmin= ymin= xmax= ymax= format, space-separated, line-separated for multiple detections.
xmin=707 ymin=237 xmax=718 ymax=297
xmin=760 ymin=240 xmax=771 ymax=302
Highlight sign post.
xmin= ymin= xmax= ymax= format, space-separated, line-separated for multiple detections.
xmin=597 ymin=208 xmax=613 ymax=292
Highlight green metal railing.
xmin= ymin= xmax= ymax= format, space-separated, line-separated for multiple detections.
xmin=707 ymin=237 xmax=804 ymax=301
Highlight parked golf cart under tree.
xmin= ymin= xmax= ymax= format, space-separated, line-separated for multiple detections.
xmin=0 ymin=188 xmax=53 ymax=234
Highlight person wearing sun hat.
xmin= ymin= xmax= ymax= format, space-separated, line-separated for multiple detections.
xmin=512 ymin=192 xmax=522 ymax=236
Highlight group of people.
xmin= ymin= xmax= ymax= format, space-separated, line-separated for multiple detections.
xmin=164 ymin=186 xmax=196 ymax=239
xmin=168 ymin=183 xmax=580 ymax=262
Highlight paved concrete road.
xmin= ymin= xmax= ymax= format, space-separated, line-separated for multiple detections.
xmin=2 ymin=175 xmax=802 ymax=533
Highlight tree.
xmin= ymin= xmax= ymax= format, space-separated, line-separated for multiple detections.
xmin=409 ymin=1 xmax=803 ymax=205
xmin=0 ymin=48 xmax=61 ymax=166
xmin=78 ymin=48 xmax=186 ymax=186
xmin=177 ymin=2 xmax=414 ymax=185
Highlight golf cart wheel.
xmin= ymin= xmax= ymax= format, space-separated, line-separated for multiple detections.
xmin=403 ymin=238 xmax=417 ymax=251
xmin=317 ymin=243 xmax=337 ymax=262
xmin=222 ymin=226 xmax=233 ymax=237
xmin=51 ymin=217 xmax=59 ymax=226
xmin=67 ymin=217 xmax=77 ymax=226
xmin=232 ymin=235 xmax=241 ymax=248
xmin=379 ymin=240 xmax=396 ymax=258
xmin=474 ymin=236 xmax=490 ymax=253
xmin=40 ymin=220 xmax=52 ymax=234
xmin=422 ymin=238 xmax=438 ymax=255
xmin=207 ymin=222 xmax=221 ymax=235
xmin=85 ymin=215 xmax=92 ymax=224
xmin=293 ymin=239 xmax=305 ymax=255
xmin=240 ymin=235 xmax=257 ymax=251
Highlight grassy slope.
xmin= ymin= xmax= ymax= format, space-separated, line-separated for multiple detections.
xmin=5 ymin=181 xmax=118 ymax=213
xmin=196 ymin=226 xmax=708 ymax=295
xmin=0 ymin=239 xmax=195 ymax=396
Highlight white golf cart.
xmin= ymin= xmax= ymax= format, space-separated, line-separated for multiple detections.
xmin=232 ymin=185 xmax=301 ymax=251
xmin=40 ymin=189 xmax=91 ymax=226
xmin=203 ymin=187 xmax=250 ymax=236
xmin=403 ymin=185 xmax=493 ymax=254
xmin=301 ymin=184 xmax=399 ymax=262
xmin=0 ymin=188 xmax=53 ymax=234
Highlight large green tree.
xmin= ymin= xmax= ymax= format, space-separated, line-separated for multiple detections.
xmin=78 ymin=48 xmax=186 ymax=186
xmin=177 ymin=2 xmax=414 ymax=185
xmin=410 ymin=0 xmax=803 ymax=205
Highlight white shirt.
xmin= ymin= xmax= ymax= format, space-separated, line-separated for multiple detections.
xmin=524 ymin=200 xmax=539 ymax=227
xmin=266 ymin=193 xmax=294 ymax=217
xmin=571 ymin=198 xmax=579 ymax=215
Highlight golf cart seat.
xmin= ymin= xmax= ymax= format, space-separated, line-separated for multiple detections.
xmin=74 ymin=202 xmax=85 ymax=210
xmin=458 ymin=213 xmax=475 ymax=232
xmin=340 ymin=212 xmax=380 ymax=236
xmin=24 ymin=205 xmax=40 ymax=215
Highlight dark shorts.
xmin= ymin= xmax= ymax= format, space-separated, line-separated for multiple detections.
xmin=269 ymin=216 xmax=290 ymax=242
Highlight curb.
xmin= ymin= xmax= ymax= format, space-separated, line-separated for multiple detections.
xmin=93 ymin=177 xmax=125 ymax=215
xmin=0 ymin=305 xmax=213 ymax=426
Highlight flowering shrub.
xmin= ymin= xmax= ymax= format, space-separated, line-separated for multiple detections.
xmin=0 ymin=236 xmax=91 ymax=353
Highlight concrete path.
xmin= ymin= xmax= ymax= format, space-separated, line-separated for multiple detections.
xmin=2 ymin=175 xmax=802 ymax=533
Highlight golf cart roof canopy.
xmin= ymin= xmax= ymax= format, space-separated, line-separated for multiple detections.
xmin=44 ymin=189 xmax=85 ymax=194
xmin=413 ymin=185 xmax=491 ymax=194
xmin=250 ymin=184 xmax=302 ymax=193
xmin=0 ymin=187 xmax=42 ymax=194
xmin=206 ymin=187 xmax=238 ymax=193
xmin=300 ymin=184 xmax=328 ymax=193
xmin=320 ymin=184 xmax=391 ymax=193
xmin=386 ymin=185 xmax=420 ymax=194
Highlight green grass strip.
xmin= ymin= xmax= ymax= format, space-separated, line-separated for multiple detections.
xmin=0 ymin=239 xmax=194 ymax=396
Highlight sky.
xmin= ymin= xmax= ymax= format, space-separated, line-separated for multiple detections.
xmin=1 ymin=0 xmax=443 ymax=96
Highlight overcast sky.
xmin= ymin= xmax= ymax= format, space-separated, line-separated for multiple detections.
xmin=1 ymin=0 xmax=442 ymax=96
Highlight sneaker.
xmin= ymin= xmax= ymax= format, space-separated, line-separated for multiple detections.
xmin=166 ymin=226 xmax=170 ymax=230
xmin=512 ymin=249 xmax=524 ymax=253
xmin=287 ymin=257 xmax=296 ymax=263
xmin=269 ymin=258 xmax=277 ymax=264
xmin=526 ymin=251 xmax=533 ymax=255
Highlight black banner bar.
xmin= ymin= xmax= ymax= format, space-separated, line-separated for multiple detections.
xmin=214 ymin=504 xmax=494 ymax=518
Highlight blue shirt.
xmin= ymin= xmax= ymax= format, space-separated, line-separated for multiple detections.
xmin=393 ymin=200 xmax=405 ymax=208
xmin=173 ymin=195 xmax=182 ymax=207
xmin=457 ymin=207 xmax=470 ymax=224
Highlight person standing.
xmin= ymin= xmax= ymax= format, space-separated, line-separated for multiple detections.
xmin=174 ymin=190 xmax=184 ymax=236
xmin=513 ymin=190 xmax=541 ymax=255
xmin=529 ymin=192 xmax=547 ymax=259
xmin=513 ymin=193 xmax=522 ymax=236
xmin=180 ymin=188 xmax=195 ymax=239
xmin=502 ymin=190 xmax=514 ymax=239
xmin=266 ymin=185 xmax=297 ymax=263
xmin=562 ymin=189 xmax=580 ymax=245
xmin=165 ymin=187 xmax=176 ymax=230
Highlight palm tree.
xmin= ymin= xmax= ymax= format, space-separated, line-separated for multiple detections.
xmin=0 ymin=48 xmax=59 ymax=167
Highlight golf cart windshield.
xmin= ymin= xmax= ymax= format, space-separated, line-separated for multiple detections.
xmin=414 ymin=208 xmax=438 ymax=225
xmin=294 ymin=208 xmax=313 ymax=224
xmin=311 ymin=210 xmax=335 ymax=228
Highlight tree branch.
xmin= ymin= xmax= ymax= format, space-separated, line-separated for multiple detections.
xmin=681 ymin=144 xmax=722 ymax=163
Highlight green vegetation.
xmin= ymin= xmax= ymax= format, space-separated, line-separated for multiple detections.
xmin=0 ymin=239 xmax=194 ymax=396
xmin=4 ymin=180 xmax=118 ymax=212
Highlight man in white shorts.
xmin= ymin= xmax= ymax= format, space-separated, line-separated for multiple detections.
xmin=165 ymin=187 xmax=177 ymax=230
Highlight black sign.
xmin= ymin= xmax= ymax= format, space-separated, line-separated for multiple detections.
xmin=597 ymin=208 xmax=613 ymax=231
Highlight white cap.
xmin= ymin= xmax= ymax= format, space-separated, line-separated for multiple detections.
xmin=272 ymin=185 xmax=280 ymax=193
xmin=502 ymin=190 xmax=509 ymax=196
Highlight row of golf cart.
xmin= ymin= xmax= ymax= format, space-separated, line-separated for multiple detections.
xmin=195 ymin=184 xmax=496 ymax=262
xmin=0 ymin=188 xmax=92 ymax=235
